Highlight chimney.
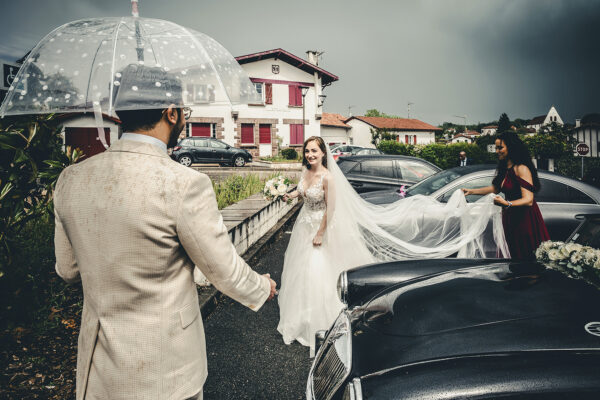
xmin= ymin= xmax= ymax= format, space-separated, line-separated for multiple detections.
xmin=306 ymin=50 xmax=320 ymax=66
xmin=575 ymin=119 xmax=581 ymax=128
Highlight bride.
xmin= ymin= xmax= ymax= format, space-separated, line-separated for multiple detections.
xmin=277 ymin=136 xmax=509 ymax=355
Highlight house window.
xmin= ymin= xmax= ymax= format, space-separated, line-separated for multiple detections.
xmin=253 ymin=82 xmax=264 ymax=102
xmin=290 ymin=124 xmax=304 ymax=145
xmin=186 ymin=84 xmax=215 ymax=104
xmin=241 ymin=124 xmax=254 ymax=144
xmin=404 ymin=135 xmax=417 ymax=144
xmin=288 ymin=85 xmax=303 ymax=106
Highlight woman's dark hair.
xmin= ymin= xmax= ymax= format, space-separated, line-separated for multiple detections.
xmin=492 ymin=132 xmax=541 ymax=192
xmin=302 ymin=136 xmax=328 ymax=169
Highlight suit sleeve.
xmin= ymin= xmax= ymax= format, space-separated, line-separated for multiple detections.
xmin=177 ymin=173 xmax=270 ymax=311
xmin=54 ymin=197 xmax=81 ymax=284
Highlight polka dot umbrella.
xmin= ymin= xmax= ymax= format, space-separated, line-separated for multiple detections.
xmin=0 ymin=17 xmax=261 ymax=121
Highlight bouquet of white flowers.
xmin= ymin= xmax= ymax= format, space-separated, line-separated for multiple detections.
xmin=263 ymin=175 xmax=293 ymax=203
xmin=535 ymin=240 xmax=600 ymax=284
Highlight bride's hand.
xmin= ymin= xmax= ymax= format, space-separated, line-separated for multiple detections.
xmin=283 ymin=193 xmax=289 ymax=202
xmin=462 ymin=188 xmax=473 ymax=196
xmin=313 ymin=233 xmax=323 ymax=247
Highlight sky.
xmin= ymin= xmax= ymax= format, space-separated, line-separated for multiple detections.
xmin=1 ymin=0 xmax=598 ymax=126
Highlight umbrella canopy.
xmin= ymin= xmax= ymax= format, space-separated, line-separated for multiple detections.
xmin=0 ymin=17 xmax=261 ymax=117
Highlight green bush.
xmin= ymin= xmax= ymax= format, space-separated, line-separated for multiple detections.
xmin=377 ymin=140 xmax=496 ymax=169
xmin=281 ymin=147 xmax=298 ymax=160
xmin=555 ymin=156 xmax=600 ymax=188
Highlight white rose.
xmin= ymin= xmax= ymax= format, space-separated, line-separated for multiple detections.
xmin=547 ymin=249 xmax=564 ymax=261
xmin=270 ymin=187 xmax=279 ymax=196
xmin=594 ymin=258 xmax=600 ymax=270
xmin=569 ymin=252 xmax=582 ymax=265
xmin=277 ymin=184 xmax=288 ymax=194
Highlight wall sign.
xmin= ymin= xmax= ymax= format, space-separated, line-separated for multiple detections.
xmin=271 ymin=65 xmax=280 ymax=74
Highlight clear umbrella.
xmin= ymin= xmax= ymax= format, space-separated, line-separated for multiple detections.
xmin=0 ymin=17 xmax=261 ymax=118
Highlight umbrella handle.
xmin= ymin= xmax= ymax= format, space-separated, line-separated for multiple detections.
xmin=93 ymin=102 xmax=109 ymax=149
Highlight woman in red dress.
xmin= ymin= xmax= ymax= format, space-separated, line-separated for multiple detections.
xmin=463 ymin=132 xmax=550 ymax=259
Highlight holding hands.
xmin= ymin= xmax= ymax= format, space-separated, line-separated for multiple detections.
xmin=263 ymin=273 xmax=278 ymax=300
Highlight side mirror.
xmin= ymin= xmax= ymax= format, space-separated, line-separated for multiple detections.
xmin=226 ymin=145 xmax=231 ymax=149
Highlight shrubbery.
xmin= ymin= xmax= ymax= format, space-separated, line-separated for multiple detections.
xmin=377 ymin=140 xmax=496 ymax=169
xmin=281 ymin=147 xmax=298 ymax=160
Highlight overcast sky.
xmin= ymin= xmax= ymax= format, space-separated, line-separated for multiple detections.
xmin=1 ymin=0 xmax=598 ymax=125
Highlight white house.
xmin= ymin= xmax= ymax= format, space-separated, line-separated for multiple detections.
xmin=185 ymin=49 xmax=338 ymax=157
xmin=450 ymin=133 xmax=474 ymax=144
xmin=56 ymin=113 xmax=122 ymax=159
xmin=526 ymin=106 xmax=563 ymax=132
xmin=481 ymin=125 xmax=497 ymax=136
xmin=572 ymin=113 xmax=600 ymax=158
xmin=320 ymin=113 xmax=351 ymax=146
xmin=344 ymin=116 xmax=440 ymax=148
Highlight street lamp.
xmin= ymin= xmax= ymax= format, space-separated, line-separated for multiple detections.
xmin=318 ymin=94 xmax=327 ymax=107
xmin=300 ymin=86 xmax=310 ymax=140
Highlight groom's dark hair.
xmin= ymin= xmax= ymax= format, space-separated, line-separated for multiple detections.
xmin=302 ymin=136 xmax=328 ymax=170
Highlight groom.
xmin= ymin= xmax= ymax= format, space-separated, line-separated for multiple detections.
xmin=54 ymin=64 xmax=276 ymax=400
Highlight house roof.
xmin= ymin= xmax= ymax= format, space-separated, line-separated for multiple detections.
xmin=452 ymin=134 xmax=473 ymax=140
xmin=528 ymin=115 xmax=546 ymax=125
xmin=482 ymin=125 xmax=498 ymax=129
xmin=235 ymin=48 xmax=339 ymax=85
xmin=346 ymin=116 xmax=441 ymax=131
xmin=466 ymin=130 xmax=480 ymax=136
xmin=321 ymin=113 xmax=350 ymax=128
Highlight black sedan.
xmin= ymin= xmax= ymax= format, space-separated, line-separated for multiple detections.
xmin=338 ymin=155 xmax=440 ymax=193
xmin=307 ymin=215 xmax=600 ymax=400
xmin=171 ymin=137 xmax=252 ymax=167
xmin=360 ymin=164 xmax=600 ymax=241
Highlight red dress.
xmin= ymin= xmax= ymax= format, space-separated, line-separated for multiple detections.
xmin=500 ymin=167 xmax=550 ymax=259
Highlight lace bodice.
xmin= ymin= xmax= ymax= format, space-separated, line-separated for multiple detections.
xmin=298 ymin=173 xmax=326 ymax=212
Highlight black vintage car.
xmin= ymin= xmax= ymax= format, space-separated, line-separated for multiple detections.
xmin=338 ymin=155 xmax=440 ymax=193
xmin=171 ymin=137 xmax=252 ymax=167
xmin=360 ymin=165 xmax=600 ymax=241
xmin=306 ymin=215 xmax=600 ymax=400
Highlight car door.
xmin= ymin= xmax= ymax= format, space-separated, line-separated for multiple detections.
xmin=396 ymin=159 xmax=439 ymax=187
xmin=209 ymin=139 xmax=230 ymax=162
xmin=535 ymin=178 xmax=600 ymax=241
xmin=191 ymin=138 xmax=210 ymax=162
xmin=348 ymin=159 xmax=398 ymax=193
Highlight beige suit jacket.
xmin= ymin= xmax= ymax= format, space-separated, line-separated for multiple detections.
xmin=54 ymin=139 xmax=270 ymax=400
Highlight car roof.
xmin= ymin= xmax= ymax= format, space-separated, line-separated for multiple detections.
xmin=339 ymin=154 xmax=441 ymax=168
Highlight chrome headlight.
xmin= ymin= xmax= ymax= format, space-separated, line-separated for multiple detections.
xmin=307 ymin=312 xmax=352 ymax=400
xmin=337 ymin=271 xmax=348 ymax=304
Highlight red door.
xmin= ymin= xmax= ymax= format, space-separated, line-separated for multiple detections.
xmin=65 ymin=127 xmax=111 ymax=160
xmin=259 ymin=124 xmax=271 ymax=144
xmin=191 ymin=123 xmax=211 ymax=137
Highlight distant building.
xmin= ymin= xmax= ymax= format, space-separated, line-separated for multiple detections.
xmin=526 ymin=106 xmax=563 ymax=133
xmin=320 ymin=113 xmax=351 ymax=146
xmin=344 ymin=116 xmax=440 ymax=148
xmin=572 ymin=114 xmax=600 ymax=158
xmin=55 ymin=113 xmax=122 ymax=159
xmin=481 ymin=125 xmax=497 ymax=135
xmin=450 ymin=133 xmax=474 ymax=144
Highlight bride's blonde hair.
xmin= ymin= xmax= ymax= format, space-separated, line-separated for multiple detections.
xmin=302 ymin=136 xmax=328 ymax=169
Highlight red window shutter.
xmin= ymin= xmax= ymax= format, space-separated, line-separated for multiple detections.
xmin=290 ymin=125 xmax=296 ymax=144
xmin=241 ymin=124 xmax=254 ymax=144
xmin=298 ymin=124 xmax=304 ymax=144
xmin=191 ymin=123 xmax=211 ymax=137
xmin=259 ymin=124 xmax=271 ymax=144
xmin=405 ymin=135 xmax=409 ymax=144
xmin=414 ymin=136 xmax=417 ymax=145
xmin=265 ymin=83 xmax=272 ymax=104
xmin=296 ymin=87 xmax=303 ymax=106
xmin=290 ymin=124 xmax=304 ymax=145
xmin=289 ymin=85 xmax=296 ymax=106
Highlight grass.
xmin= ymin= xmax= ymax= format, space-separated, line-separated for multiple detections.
xmin=258 ymin=155 xmax=302 ymax=163
xmin=212 ymin=173 xmax=297 ymax=209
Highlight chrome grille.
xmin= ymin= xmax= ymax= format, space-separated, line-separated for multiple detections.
xmin=312 ymin=342 xmax=346 ymax=400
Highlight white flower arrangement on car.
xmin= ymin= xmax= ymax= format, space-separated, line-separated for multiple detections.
xmin=263 ymin=175 xmax=293 ymax=203
xmin=535 ymin=240 xmax=600 ymax=285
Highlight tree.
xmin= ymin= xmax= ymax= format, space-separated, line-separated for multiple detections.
xmin=497 ymin=113 xmax=511 ymax=133
xmin=364 ymin=108 xmax=402 ymax=119
xmin=370 ymin=128 xmax=398 ymax=146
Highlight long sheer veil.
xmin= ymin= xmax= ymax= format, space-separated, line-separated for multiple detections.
xmin=322 ymin=145 xmax=510 ymax=276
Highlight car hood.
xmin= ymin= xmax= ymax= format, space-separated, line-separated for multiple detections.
xmin=348 ymin=260 xmax=600 ymax=377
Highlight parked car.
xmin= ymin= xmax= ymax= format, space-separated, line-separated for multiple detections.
xmin=338 ymin=155 xmax=440 ymax=193
xmin=331 ymin=145 xmax=364 ymax=161
xmin=352 ymin=148 xmax=383 ymax=156
xmin=306 ymin=214 xmax=600 ymax=400
xmin=359 ymin=165 xmax=600 ymax=241
xmin=171 ymin=137 xmax=252 ymax=167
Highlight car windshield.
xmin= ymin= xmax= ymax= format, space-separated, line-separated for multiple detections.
xmin=569 ymin=215 xmax=600 ymax=248
xmin=405 ymin=169 xmax=465 ymax=196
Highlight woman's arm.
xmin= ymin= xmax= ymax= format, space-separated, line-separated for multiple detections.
xmin=283 ymin=189 xmax=299 ymax=202
xmin=462 ymin=185 xmax=497 ymax=196
xmin=494 ymin=165 xmax=534 ymax=207
xmin=313 ymin=174 xmax=331 ymax=246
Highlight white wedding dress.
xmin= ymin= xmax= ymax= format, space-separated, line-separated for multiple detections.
xmin=277 ymin=173 xmax=345 ymax=354
xmin=277 ymin=147 xmax=510 ymax=356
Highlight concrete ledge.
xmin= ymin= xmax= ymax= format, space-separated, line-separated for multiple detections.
xmin=199 ymin=201 xmax=302 ymax=317
xmin=251 ymin=160 xmax=302 ymax=170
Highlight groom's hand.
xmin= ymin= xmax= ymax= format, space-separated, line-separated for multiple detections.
xmin=263 ymin=273 xmax=277 ymax=301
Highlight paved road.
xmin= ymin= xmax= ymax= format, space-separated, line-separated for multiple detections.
xmin=203 ymin=215 xmax=312 ymax=400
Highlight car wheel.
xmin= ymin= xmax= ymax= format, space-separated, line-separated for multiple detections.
xmin=233 ymin=155 xmax=246 ymax=167
xmin=178 ymin=155 xmax=192 ymax=167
